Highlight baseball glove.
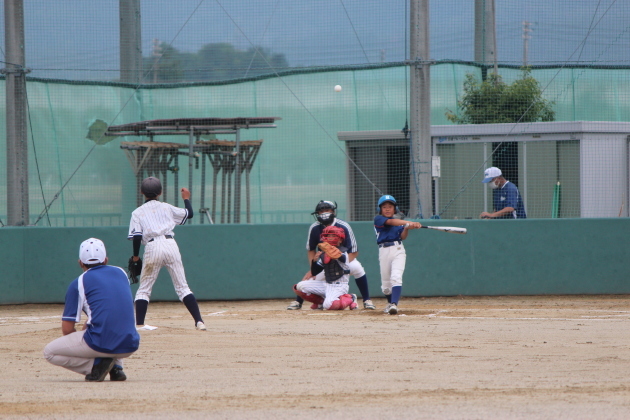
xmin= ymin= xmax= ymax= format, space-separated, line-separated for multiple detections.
xmin=127 ymin=256 xmax=142 ymax=284
xmin=318 ymin=242 xmax=342 ymax=260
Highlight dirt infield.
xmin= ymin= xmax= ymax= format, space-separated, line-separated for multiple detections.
xmin=1 ymin=296 xmax=630 ymax=419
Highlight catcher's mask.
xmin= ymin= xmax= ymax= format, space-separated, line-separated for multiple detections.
xmin=312 ymin=200 xmax=337 ymax=225
xmin=320 ymin=225 xmax=345 ymax=246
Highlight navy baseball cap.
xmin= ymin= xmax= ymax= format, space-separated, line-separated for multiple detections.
xmin=141 ymin=177 xmax=162 ymax=197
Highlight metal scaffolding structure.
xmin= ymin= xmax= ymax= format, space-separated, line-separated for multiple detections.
xmin=108 ymin=117 xmax=279 ymax=224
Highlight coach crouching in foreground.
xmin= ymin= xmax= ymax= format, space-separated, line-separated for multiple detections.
xmin=43 ymin=238 xmax=140 ymax=382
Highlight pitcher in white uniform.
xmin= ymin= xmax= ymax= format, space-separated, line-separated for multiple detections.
xmin=128 ymin=177 xmax=206 ymax=331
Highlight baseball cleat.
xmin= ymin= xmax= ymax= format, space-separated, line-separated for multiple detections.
xmin=388 ymin=303 xmax=398 ymax=315
xmin=109 ymin=365 xmax=127 ymax=381
xmin=349 ymin=294 xmax=358 ymax=310
xmin=85 ymin=358 xmax=116 ymax=382
xmin=136 ymin=324 xmax=158 ymax=331
xmin=310 ymin=303 xmax=323 ymax=310
xmin=286 ymin=301 xmax=302 ymax=310
xmin=383 ymin=303 xmax=392 ymax=314
xmin=363 ymin=299 xmax=376 ymax=310
xmin=196 ymin=321 xmax=207 ymax=331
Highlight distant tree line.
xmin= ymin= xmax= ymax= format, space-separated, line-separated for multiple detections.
xmin=143 ymin=42 xmax=289 ymax=83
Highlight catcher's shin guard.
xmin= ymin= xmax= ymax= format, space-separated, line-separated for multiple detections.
xmin=328 ymin=294 xmax=355 ymax=310
xmin=293 ymin=284 xmax=324 ymax=305
xmin=328 ymin=299 xmax=342 ymax=310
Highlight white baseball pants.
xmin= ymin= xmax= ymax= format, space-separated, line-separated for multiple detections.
xmin=135 ymin=236 xmax=192 ymax=302
xmin=378 ymin=242 xmax=406 ymax=295
xmin=296 ymin=279 xmax=350 ymax=309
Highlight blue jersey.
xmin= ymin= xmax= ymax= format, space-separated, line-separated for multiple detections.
xmin=374 ymin=215 xmax=405 ymax=244
xmin=493 ymin=181 xmax=527 ymax=219
xmin=306 ymin=219 xmax=358 ymax=253
xmin=62 ymin=265 xmax=140 ymax=354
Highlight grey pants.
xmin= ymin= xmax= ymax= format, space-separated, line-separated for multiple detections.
xmin=43 ymin=330 xmax=134 ymax=376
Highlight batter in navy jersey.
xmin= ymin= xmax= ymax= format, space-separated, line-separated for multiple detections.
xmin=374 ymin=195 xmax=422 ymax=315
xmin=479 ymin=167 xmax=526 ymax=219
xmin=43 ymin=238 xmax=140 ymax=382
xmin=286 ymin=200 xmax=376 ymax=310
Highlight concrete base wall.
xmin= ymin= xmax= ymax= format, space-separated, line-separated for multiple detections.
xmin=1 ymin=219 xmax=628 ymax=304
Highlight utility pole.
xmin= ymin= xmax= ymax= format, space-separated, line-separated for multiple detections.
xmin=119 ymin=0 xmax=142 ymax=84
xmin=474 ymin=0 xmax=498 ymax=79
xmin=3 ymin=0 xmax=30 ymax=226
xmin=522 ymin=21 xmax=532 ymax=66
xmin=409 ymin=0 xmax=432 ymax=218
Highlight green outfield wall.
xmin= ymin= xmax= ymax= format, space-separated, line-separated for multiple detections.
xmin=1 ymin=219 xmax=628 ymax=305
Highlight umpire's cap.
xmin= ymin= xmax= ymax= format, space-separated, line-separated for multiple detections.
xmin=141 ymin=177 xmax=162 ymax=198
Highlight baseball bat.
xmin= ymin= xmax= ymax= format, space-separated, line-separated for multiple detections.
xmin=420 ymin=225 xmax=467 ymax=234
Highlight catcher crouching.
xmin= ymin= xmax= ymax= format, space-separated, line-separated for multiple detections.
xmin=292 ymin=226 xmax=358 ymax=310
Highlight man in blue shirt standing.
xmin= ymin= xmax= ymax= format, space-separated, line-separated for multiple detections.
xmin=43 ymin=238 xmax=140 ymax=382
xmin=480 ymin=167 xmax=527 ymax=219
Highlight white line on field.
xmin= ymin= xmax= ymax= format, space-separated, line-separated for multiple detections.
xmin=430 ymin=316 xmax=627 ymax=321
xmin=0 ymin=315 xmax=60 ymax=322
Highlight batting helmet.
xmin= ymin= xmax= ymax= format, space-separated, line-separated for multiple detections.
xmin=141 ymin=177 xmax=162 ymax=198
xmin=320 ymin=225 xmax=345 ymax=246
xmin=377 ymin=195 xmax=399 ymax=214
xmin=312 ymin=200 xmax=337 ymax=225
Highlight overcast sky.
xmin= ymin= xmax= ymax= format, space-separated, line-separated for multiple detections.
xmin=1 ymin=0 xmax=628 ymax=80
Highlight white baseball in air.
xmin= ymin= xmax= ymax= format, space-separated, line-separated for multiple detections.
xmin=334 ymin=85 xmax=342 ymax=92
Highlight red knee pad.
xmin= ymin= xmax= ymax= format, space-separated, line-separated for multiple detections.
xmin=340 ymin=294 xmax=357 ymax=309
xmin=328 ymin=300 xmax=342 ymax=310
xmin=293 ymin=284 xmax=324 ymax=304
xmin=328 ymin=294 xmax=353 ymax=310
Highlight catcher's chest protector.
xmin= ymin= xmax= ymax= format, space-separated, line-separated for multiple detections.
xmin=323 ymin=247 xmax=350 ymax=283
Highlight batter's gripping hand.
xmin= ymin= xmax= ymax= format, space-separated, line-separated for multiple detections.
xmin=127 ymin=256 xmax=142 ymax=284
xmin=318 ymin=242 xmax=342 ymax=260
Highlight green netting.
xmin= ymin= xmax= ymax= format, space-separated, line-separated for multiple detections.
xmin=1 ymin=63 xmax=630 ymax=226
xmin=2 ymin=0 xmax=630 ymax=226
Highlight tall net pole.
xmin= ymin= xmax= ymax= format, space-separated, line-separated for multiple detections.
xmin=475 ymin=0 xmax=498 ymax=78
xmin=4 ymin=0 xmax=30 ymax=226
xmin=409 ymin=0 xmax=432 ymax=219
xmin=119 ymin=0 xmax=142 ymax=84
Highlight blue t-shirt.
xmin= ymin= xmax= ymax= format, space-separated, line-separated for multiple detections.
xmin=493 ymin=181 xmax=527 ymax=219
xmin=374 ymin=215 xmax=405 ymax=244
xmin=62 ymin=265 xmax=140 ymax=354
